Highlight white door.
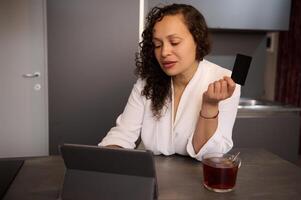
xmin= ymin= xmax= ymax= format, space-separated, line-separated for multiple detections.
xmin=0 ymin=0 xmax=48 ymax=158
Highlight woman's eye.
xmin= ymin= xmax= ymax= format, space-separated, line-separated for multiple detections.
xmin=171 ymin=42 xmax=180 ymax=46
xmin=153 ymin=43 xmax=161 ymax=48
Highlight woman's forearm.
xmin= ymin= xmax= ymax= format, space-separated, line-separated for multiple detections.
xmin=192 ymin=103 xmax=219 ymax=153
xmin=192 ymin=77 xmax=236 ymax=154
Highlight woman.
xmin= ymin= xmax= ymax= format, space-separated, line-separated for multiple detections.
xmin=99 ymin=4 xmax=240 ymax=161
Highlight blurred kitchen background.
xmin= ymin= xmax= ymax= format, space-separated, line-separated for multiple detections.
xmin=1 ymin=0 xmax=301 ymax=165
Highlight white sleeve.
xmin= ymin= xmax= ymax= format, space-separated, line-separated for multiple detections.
xmin=98 ymin=79 xmax=145 ymax=149
xmin=186 ymin=84 xmax=241 ymax=161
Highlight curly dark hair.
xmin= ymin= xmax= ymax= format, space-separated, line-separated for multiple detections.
xmin=135 ymin=3 xmax=211 ymax=118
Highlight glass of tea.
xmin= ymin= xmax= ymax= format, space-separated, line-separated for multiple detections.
xmin=202 ymin=152 xmax=241 ymax=192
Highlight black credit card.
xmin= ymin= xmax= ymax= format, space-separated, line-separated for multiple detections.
xmin=231 ymin=54 xmax=252 ymax=86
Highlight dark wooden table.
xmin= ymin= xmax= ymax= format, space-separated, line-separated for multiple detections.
xmin=3 ymin=148 xmax=301 ymax=200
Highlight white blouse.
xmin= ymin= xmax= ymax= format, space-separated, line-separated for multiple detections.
xmin=99 ymin=60 xmax=241 ymax=161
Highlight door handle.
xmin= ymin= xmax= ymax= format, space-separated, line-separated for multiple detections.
xmin=22 ymin=72 xmax=40 ymax=78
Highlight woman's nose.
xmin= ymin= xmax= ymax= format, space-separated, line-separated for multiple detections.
xmin=161 ymin=44 xmax=172 ymax=57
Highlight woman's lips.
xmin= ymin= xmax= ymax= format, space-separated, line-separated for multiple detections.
xmin=162 ymin=61 xmax=177 ymax=69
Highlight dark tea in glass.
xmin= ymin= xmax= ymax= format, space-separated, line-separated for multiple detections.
xmin=202 ymin=153 xmax=241 ymax=192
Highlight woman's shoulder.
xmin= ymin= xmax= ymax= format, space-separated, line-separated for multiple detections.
xmin=201 ymin=59 xmax=232 ymax=77
xmin=134 ymin=78 xmax=146 ymax=90
xmin=131 ymin=78 xmax=148 ymax=100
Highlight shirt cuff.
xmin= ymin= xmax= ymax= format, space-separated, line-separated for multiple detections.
xmin=98 ymin=137 xmax=135 ymax=149
xmin=186 ymin=129 xmax=232 ymax=161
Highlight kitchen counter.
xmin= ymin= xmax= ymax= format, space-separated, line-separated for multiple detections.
xmin=237 ymin=97 xmax=301 ymax=116
xmin=238 ymin=97 xmax=301 ymax=111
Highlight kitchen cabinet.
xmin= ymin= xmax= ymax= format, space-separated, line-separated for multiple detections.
xmin=147 ymin=0 xmax=291 ymax=30
xmin=233 ymin=110 xmax=300 ymax=163
xmin=47 ymin=0 xmax=140 ymax=154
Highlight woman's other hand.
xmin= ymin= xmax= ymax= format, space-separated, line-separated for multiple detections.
xmin=106 ymin=145 xmax=122 ymax=148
